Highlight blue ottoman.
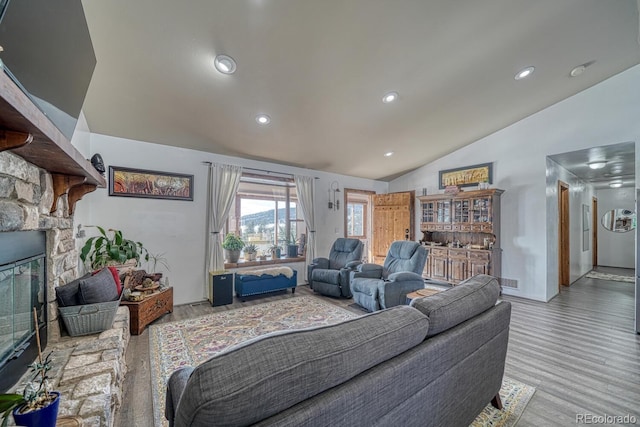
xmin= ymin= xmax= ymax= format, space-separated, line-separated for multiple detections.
xmin=235 ymin=267 xmax=297 ymax=301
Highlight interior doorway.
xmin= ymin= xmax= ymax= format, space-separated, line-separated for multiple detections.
xmin=344 ymin=189 xmax=375 ymax=262
xmin=558 ymin=181 xmax=570 ymax=289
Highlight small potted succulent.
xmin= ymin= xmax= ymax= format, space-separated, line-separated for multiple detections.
xmin=243 ymin=243 xmax=258 ymax=261
xmin=222 ymin=233 xmax=244 ymax=263
xmin=0 ymin=310 xmax=60 ymax=427
xmin=269 ymin=245 xmax=281 ymax=259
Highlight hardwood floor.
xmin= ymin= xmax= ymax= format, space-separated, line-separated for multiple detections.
xmin=116 ymin=269 xmax=640 ymax=426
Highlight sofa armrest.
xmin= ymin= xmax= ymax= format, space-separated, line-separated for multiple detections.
xmin=387 ymin=271 xmax=424 ymax=282
xmin=165 ymin=367 xmax=195 ymax=427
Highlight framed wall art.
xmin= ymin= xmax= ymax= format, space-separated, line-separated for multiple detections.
xmin=108 ymin=166 xmax=194 ymax=201
xmin=439 ymin=162 xmax=493 ymax=189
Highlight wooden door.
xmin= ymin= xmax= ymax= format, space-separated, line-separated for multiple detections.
xmin=558 ymin=181 xmax=570 ymax=288
xmin=468 ymin=251 xmax=490 ymax=277
xmin=372 ymin=192 xmax=414 ymax=264
xmin=448 ymin=249 xmax=468 ymax=284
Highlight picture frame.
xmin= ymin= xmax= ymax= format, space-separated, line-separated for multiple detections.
xmin=438 ymin=162 xmax=493 ymax=189
xmin=108 ymin=166 xmax=194 ymax=201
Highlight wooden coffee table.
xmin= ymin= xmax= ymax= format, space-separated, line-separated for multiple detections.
xmin=406 ymin=288 xmax=442 ymax=304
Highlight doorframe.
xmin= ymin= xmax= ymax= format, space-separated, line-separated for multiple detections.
xmin=344 ymin=188 xmax=375 ymax=262
xmin=592 ymin=196 xmax=598 ymax=268
xmin=558 ymin=181 xmax=570 ymax=289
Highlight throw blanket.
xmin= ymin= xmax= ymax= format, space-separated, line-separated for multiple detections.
xmin=239 ymin=266 xmax=294 ymax=278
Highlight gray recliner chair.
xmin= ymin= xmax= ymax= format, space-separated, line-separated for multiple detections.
xmin=307 ymin=238 xmax=363 ymax=298
xmin=350 ymin=241 xmax=428 ymax=312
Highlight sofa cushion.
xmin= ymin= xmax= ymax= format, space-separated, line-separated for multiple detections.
xmin=410 ymin=274 xmax=500 ymax=337
xmin=174 ymin=305 xmax=429 ymax=427
xmin=55 ymin=274 xmax=90 ymax=307
xmin=78 ymin=268 xmax=119 ymax=304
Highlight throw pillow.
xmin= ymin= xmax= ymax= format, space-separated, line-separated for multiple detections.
xmin=79 ymin=267 xmax=119 ymax=304
xmin=55 ymin=273 xmax=90 ymax=307
xmin=93 ymin=266 xmax=122 ymax=295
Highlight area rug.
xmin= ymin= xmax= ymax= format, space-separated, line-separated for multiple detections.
xmin=149 ymin=296 xmax=535 ymax=427
xmin=585 ymin=270 xmax=634 ymax=283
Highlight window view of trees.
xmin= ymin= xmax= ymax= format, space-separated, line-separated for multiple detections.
xmin=228 ymin=175 xmax=306 ymax=258
xmin=347 ymin=202 xmax=365 ymax=238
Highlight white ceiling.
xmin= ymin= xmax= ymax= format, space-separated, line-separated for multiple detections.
xmin=548 ymin=141 xmax=636 ymax=190
xmin=80 ymin=0 xmax=640 ymax=181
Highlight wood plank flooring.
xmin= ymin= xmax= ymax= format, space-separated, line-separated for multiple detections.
xmin=116 ymin=268 xmax=640 ymax=426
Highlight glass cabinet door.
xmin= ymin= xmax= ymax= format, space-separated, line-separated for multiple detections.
xmin=453 ymin=199 xmax=470 ymax=223
xmin=471 ymin=196 xmax=491 ymax=223
xmin=436 ymin=200 xmax=451 ymax=223
xmin=421 ymin=201 xmax=436 ymax=223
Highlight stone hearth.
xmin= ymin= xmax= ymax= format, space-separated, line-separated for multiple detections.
xmin=9 ymin=307 xmax=130 ymax=427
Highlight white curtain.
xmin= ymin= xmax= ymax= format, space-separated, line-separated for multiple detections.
xmin=294 ymin=175 xmax=316 ymax=270
xmin=205 ymin=163 xmax=243 ymax=297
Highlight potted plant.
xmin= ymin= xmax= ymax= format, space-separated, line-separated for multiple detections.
xmin=0 ymin=310 xmax=59 ymax=427
xmin=269 ymin=245 xmax=281 ymax=259
xmin=222 ymin=233 xmax=244 ymax=263
xmin=286 ymin=238 xmax=299 ymax=258
xmin=146 ymin=251 xmax=170 ymax=281
xmin=80 ymin=226 xmax=149 ymax=270
xmin=243 ymin=244 xmax=257 ymax=261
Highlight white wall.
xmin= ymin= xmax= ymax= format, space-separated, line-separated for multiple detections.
xmin=545 ymin=158 xmax=595 ymax=289
xmin=390 ymin=64 xmax=640 ymax=301
xmin=75 ymin=134 xmax=387 ymax=305
xmin=595 ymin=187 xmax=635 ymax=268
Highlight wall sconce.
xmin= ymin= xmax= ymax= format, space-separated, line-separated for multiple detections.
xmin=328 ymin=181 xmax=340 ymax=210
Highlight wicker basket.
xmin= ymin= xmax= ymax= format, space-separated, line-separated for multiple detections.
xmin=58 ymin=295 xmax=122 ymax=337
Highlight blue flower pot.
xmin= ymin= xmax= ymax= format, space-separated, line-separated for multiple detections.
xmin=12 ymin=391 xmax=60 ymax=427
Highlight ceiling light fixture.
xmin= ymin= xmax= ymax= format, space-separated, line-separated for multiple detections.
xmin=214 ymin=54 xmax=237 ymax=74
xmin=609 ymin=181 xmax=623 ymax=188
xmin=570 ymin=65 xmax=586 ymax=77
xmin=382 ymin=92 xmax=398 ymax=103
xmin=514 ymin=66 xmax=535 ymax=80
xmin=256 ymin=114 xmax=271 ymax=125
xmin=384 ymin=151 xmax=394 ymax=157
xmin=587 ymin=161 xmax=607 ymax=169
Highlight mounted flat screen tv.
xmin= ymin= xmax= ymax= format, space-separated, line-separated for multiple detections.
xmin=0 ymin=0 xmax=96 ymax=140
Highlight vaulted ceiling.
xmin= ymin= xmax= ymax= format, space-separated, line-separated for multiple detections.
xmin=81 ymin=0 xmax=640 ymax=181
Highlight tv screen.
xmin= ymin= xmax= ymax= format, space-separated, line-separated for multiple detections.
xmin=0 ymin=0 xmax=96 ymax=140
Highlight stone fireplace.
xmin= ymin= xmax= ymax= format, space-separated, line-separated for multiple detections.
xmin=0 ymin=151 xmax=81 ymax=386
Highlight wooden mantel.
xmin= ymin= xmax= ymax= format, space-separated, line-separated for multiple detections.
xmin=0 ymin=70 xmax=105 ymax=213
xmin=0 ymin=70 xmax=105 ymax=188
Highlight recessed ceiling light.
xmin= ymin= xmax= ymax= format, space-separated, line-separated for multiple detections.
xmin=609 ymin=181 xmax=623 ymax=188
xmin=587 ymin=161 xmax=607 ymax=169
xmin=514 ymin=66 xmax=535 ymax=80
xmin=382 ymin=92 xmax=398 ymax=103
xmin=256 ymin=114 xmax=271 ymax=125
xmin=214 ymin=54 xmax=237 ymax=74
xmin=570 ymin=65 xmax=586 ymax=77
xmin=384 ymin=151 xmax=394 ymax=157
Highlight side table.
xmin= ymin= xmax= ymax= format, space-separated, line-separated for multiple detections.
xmin=121 ymin=286 xmax=173 ymax=335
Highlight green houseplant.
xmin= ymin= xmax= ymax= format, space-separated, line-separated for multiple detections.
xmin=0 ymin=309 xmax=60 ymax=427
xmin=80 ymin=226 xmax=149 ymax=269
xmin=222 ymin=233 xmax=244 ymax=263
xmin=243 ymin=243 xmax=257 ymax=261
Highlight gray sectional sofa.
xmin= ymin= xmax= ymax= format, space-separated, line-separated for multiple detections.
xmin=166 ymin=274 xmax=511 ymax=427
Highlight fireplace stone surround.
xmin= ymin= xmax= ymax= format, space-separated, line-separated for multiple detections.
xmin=1 ymin=152 xmax=131 ymax=426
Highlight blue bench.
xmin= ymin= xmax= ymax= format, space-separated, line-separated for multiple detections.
xmin=235 ymin=267 xmax=297 ymax=301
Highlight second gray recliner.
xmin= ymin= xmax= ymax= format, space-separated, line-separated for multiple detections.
xmin=308 ymin=238 xmax=363 ymax=298
xmin=351 ymin=241 xmax=428 ymax=312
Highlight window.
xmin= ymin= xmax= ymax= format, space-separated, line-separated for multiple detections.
xmin=227 ymin=174 xmax=306 ymax=257
xmin=347 ymin=202 xmax=366 ymax=238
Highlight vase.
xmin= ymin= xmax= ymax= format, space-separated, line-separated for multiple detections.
xmin=224 ymin=249 xmax=241 ymax=263
xmin=287 ymin=244 xmax=298 ymax=258
xmin=13 ymin=391 xmax=60 ymax=427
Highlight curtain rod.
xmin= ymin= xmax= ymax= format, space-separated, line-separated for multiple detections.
xmin=202 ymin=162 xmax=319 ymax=179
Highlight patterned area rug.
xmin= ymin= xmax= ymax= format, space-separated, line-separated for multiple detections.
xmin=149 ymin=296 xmax=535 ymax=427
xmin=585 ymin=270 xmax=634 ymax=283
